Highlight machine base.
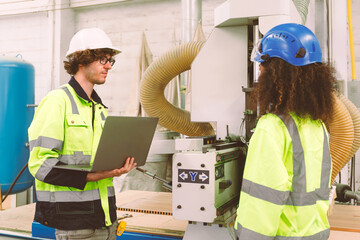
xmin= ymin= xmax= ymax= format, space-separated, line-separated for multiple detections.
xmin=183 ymin=222 xmax=235 ymax=240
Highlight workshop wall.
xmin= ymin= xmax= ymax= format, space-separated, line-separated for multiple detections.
xmin=0 ymin=11 xmax=50 ymax=104
xmin=73 ymin=0 xmax=224 ymax=116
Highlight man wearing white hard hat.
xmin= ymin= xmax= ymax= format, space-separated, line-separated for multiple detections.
xmin=28 ymin=28 xmax=136 ymax=239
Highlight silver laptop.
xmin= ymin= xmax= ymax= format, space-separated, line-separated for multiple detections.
xmin=54 ymin=116 xmax=158 ymax=172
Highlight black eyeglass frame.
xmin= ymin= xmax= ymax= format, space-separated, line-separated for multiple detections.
xmin=99 ymin=56 xmax=116 ymax=66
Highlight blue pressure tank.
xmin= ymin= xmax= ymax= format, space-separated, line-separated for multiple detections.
xmin=0 ymin=55 xmax=35 ymax=195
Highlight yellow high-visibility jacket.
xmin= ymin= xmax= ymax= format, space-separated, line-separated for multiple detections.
xmin=235 ymin=113 xmax=332 ymax=239
xmin=28 ymin=77 xmax=115 ymax=230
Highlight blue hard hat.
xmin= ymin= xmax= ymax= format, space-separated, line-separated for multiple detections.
xmin=251 ymin=23 xmax=322 ymax=66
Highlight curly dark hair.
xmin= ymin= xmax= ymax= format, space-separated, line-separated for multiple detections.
xmin=254 ymin=57 xmax=337 ymax=125
xmin=64 ymin=48 xmax=116 ymax=75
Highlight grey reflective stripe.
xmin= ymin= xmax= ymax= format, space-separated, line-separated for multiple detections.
xmin=59 ymin=151 xmax=91 ymax=165
xmin=320 ymin=124 xmax=331 ymax=197
xmin=242 ymin=179 xmax=329 ymax=206
xmin=36 ymin=186 xmax=115 ymax=202
xmin=100 ymin=112 xmax=106 ymax=121
xmin=61 ymin=86 xmax=79 ymax=114
xmin=242 ymin=115 xmax=331 ymax=206
xmin=242 ymin=179 xmax=289 ymax=206
xmin=279 ymin=116 xmax=331 ymax=206
xmin=35 ymin=158 xmax=59 ymax=181
xmin=29 ymin=136 xmax=63 ymax=151
xmin=278 ymin=115 xmax=307 ymax=193
xmin=235 ymin=223 xmax=330 ymax=240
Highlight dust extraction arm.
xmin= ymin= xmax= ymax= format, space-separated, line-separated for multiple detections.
xmin=139 ymin=41 xmax=214 ymax=137
xmin=328 ymin=93 xmax=360 ymax=184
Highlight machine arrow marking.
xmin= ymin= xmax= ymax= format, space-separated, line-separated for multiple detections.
xmin=199 ymin=173 xmax=209 ymax=181
xmin=179 ymin=171 xmax=188 ymax=181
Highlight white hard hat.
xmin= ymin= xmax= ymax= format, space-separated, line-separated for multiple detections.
xmin=66 ymin=28 xmax=121 ymax=57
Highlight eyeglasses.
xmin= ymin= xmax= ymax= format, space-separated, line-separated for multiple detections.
xmin=99 ymin=56 xmax=115 ymax=66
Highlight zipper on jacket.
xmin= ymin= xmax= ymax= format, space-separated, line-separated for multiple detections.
xmin=92 ymin=102 xmax=95 ymax=129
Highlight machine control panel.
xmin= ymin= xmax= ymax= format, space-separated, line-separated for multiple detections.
xmin=172 ymin=146 xmax=245 ymax=223
xmin=177 ymin=169 xmax=210 ymax=184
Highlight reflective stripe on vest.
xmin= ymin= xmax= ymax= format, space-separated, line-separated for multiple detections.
xmin=29 ymin=136 xmax=63 ymax=152
xmin=279 ymin=115 xmax=331 ymax=206
xmin=30 ymin=134 xmax=91 ymax=166
xmin=61 ymin=86 xmax=79 ymax=114
xmin=36 ymin=158 xmax=59 ymax=182
xmin=59 ymin=151 xmax=91 ymax=165
xmin=100 ymin=111 xmax=106 ymax=121
xmin=236 ymin=115 xmax=331 ymax=239
xmin=36 ymin=186 xmax=115 ymax=202
xmin=235 ymin=223 xmax=330 ymax=240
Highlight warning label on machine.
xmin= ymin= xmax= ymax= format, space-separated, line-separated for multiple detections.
xmin=177 ymin=169 xmax=210 ymax=184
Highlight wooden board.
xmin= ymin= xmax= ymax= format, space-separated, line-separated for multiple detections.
xmin=328 ymin=204 xmax=360 ymax=232
xmin=0 ymin=203 xmax=34 ymax=234
xmin=116 ymin=190 xmax=173 ymax=214
xmin=329 ymin=230 xmax=360 ymax=240
xmin=116 ymin=190 xmax=187 ymax=236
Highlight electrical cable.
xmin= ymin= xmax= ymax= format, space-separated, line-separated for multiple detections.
xmin=1 ymin=163 xmax=29 ymax=203
xmin=239 ymin=116 xmax=249 ymax=146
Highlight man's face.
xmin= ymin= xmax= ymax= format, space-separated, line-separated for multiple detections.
xmin=83 ymin=54 xmax=113 ymax=85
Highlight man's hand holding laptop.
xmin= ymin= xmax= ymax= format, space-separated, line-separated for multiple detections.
xmin=86 ymin=157 xmax=137 ymax=182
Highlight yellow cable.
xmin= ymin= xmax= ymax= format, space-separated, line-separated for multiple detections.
xmin=347 ymin=0 xmax=356 ymax=81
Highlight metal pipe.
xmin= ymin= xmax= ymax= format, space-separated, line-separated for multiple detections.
xmin=181 ymin=0 xmax=202 ymax=43
xmin=136 ymin=167 xmax=171 ymax=185
xmin=181 ymin=0 xmax=202 ymax=109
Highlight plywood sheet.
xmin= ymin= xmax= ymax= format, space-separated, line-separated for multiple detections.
xmin=116 ymin=190 xmax=187 ymax=236
xmin=116 ymin=190 xmax=173 ymax=213
xmin=328 ymin=204 xmax=360 ymax=232
xmin=0 ymin=203 xmax=34 ymax=233
xmin=117 ymin=211 xmax=187 ymax=237
xmin=329 ymin=230 xmax=360 ymax=240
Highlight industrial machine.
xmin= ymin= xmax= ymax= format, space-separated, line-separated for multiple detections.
xmin=172 ymin=138 xmax=245 ymax=239
xmin=139 ymin=0 xmax=360 ymax=239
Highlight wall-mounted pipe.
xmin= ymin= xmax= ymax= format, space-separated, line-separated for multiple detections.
xmin=140 ymin=42 xmax=214 ymax=137
xmin=182 ymin=0 xmax=202 ymax=43
xmin=181 ymin=0 xmax=202 ymax=109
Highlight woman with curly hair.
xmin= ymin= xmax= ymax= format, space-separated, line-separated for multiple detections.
xmin=233 ymin=23 xmax=336 ymax=240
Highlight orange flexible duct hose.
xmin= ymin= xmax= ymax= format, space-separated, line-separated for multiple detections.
xmin=140 ymin=41 xmax=214 ymax=137
xmin=328 ymin=94 xmax=355 ymax=184
xmin=339 ymin=94 xmax=360 ymax=159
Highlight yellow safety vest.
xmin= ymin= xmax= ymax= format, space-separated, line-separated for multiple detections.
xmin=28 ymin=79 xmax=115 ymax=230
xmin=235 ymin=113 xmax=331 ymax=239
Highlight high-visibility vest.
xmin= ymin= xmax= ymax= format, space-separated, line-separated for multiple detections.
xmin=28 ymin=82 xmax=116 ymax=229
xmin=234 ymin=113 xmax=331 ymax=239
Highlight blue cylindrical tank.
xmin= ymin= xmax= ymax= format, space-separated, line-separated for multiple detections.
xmin=0 ymin=55 xmax=35 ymax=195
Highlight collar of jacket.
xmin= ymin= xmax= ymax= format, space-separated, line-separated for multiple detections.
xmin=68 ymin=76 xmax=108 ymax=109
